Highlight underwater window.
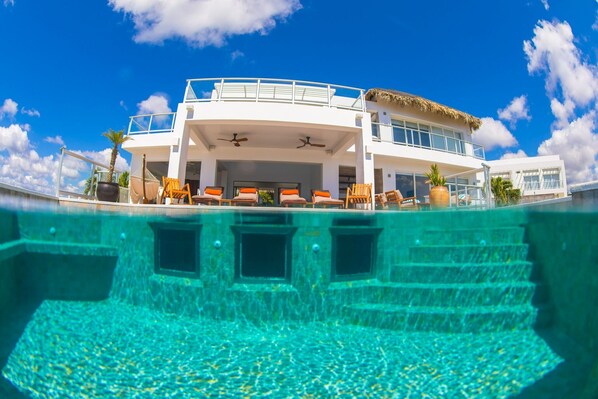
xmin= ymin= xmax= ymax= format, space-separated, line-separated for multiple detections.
xmin=153 ymin=223 xmax=201 ymax=277
xmin=330 ymin=225 xmax=381 ymax=281
xmin=231 ymin=224 xmax=297 ymax=283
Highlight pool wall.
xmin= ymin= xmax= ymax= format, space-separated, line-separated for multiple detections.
xmin=0 ymin=209 xmax=19 ymax=317
xmin=12 ymin=209 xmax=534 ymax=328
xmin=526 ymin=211 xmax=598 ymax=397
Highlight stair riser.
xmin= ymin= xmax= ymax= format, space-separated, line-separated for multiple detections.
xmin=330 ymin=286 xmax=536 ymax=307
xmin=391 ymin=263 xmax=534 ymax=284
xmin=343 ymin=307 xmax=539 ymax=333
xmin=409 ymin=245 xmax=529 ymax=263
xmin=419 ymin=228 xmax=525 ymax=246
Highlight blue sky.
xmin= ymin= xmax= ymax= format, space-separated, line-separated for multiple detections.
xmin=0 ymin=0 xmax=597 ymax=193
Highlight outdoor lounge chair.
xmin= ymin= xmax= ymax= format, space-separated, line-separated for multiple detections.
xmin=231 ymin=187 xmax=259 ymax=206
xmin=279 ymin=188 xmax=307 ymax=207
xmin=192 ymin=186 xmax=224 ymax=205
xmin=345 ymin=183 xmax=373 ymax=210
xmin=311 ymin=189 xmax=344 ymax=208
xmin=384 ymin=189 xmax=418 ymax=210
xmin=160 ymin=177 xmax=192 ymax=205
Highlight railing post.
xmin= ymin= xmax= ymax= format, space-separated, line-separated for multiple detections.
xmin=218 ymin=78 xmax=224 ymax=101
xmin=56 ymin=146 xmax=66 ymax=197
xmin=148 ymin=114 xmax=153 ymax=134
xmin=127 ymin=117 xmax=133 ymax=136
xmin=360 ymin=89 xmax=365 ymax=111
xmin=256 ymin=79 xmax=261 ymax=102
xmin=482 ymin=163 xmax=492 ymax=209
xmin=292 ymin=81 xmax=295 ymax=104
xmin=183 ymin=80 xmax=190 ymax=102
xmin=327 ymin=85 xmax=331 ymax=107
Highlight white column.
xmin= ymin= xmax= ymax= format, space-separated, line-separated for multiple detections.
xmin=355 ymin=113 xmax=375 ymax=204
xmin=167 ymin=103 xmax=191 ymax=182
xmin=199 ymin=156 xmax=217 ymax=191
xmin=322 ymin=159 xmax=340 ymax=198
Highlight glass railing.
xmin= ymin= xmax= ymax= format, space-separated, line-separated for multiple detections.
xmin=184 ymin=78 xmax=365 ymax=111
xmin=370 ymin=122 xmax=485 ymax=160
xmin=127 ymin=113 xmax=176 ymax=135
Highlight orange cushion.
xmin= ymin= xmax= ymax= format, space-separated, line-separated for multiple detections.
xmin=240 ymin=188 xmax=257 ymax=194
xmin=281 ymin=189 xmax=299 ymax=195
xmin=205 ymin=188 xmax=222 ymax=195
xmin=313 ymin=190 xmax=330 ymax=198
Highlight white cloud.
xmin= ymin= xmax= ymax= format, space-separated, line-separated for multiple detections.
xmin=524 ymin=20 xmax=598 ymax=125
xmin=540 ymin=0 xmax=549 ymax=10
xmin=538 ymin=112 xmax=598 ymax=183
xmin=498 ymin=95 xmax=531 ymax=126
xmin=3 ymin=0 xmax=14 ymax=6
xmin=472 ymin=117 xmax=518 ymax=151
xmin=137 ymin=94 xmax=171 ymax=115
xmin=109 ymin=0 xmax=302 ymax=47
xmin=231 ymin=50 xmax=245 ymax=61
xmin=500 ymin=150 xmax=528 ymax=160
xmin=119 ymin=100 xmax=128 ymax=111
xmin=0 ymin=124 xmax=30 ymax=153
xmin=0 ymin=99 xmax=18 ymax=119
xmin=21 ymin=107 xmax=40 ymax=117
xmin=44 ymin=135 xmax=65 ymax=146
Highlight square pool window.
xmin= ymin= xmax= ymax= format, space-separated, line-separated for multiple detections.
xmin=241 ymin=234 xmax=286 ymax=279
xmin=153 ymin=225 xmax=201 ymax=277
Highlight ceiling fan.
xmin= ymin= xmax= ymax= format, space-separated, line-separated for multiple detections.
xmin=297 ymin=136 xmax=325 ymax=149
xmin=217 ymin=133 xmax=248 ymax=147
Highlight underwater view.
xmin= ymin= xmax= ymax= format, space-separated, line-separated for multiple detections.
xmin=0 ymin=204 xmax=597 ymax=398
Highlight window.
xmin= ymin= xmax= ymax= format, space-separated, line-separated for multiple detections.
xmin=396 ymin=173 xmax=430 ymax=203
xmin=153 ymin=224 xmax=201 ymax=277
xmin=390 ymin=119 xmax=468 ymax=155
xmin=523 ymin=171 xmax=540 ymax=191
xmin=542 ymin=169 xmax=561 ymax=189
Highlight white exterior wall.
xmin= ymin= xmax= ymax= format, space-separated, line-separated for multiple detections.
xmin=486 ymin=155 xmax=568 ymax=198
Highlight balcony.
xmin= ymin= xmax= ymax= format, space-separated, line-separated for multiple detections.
xmin=183 ymin=78 xmax=365 ymax=111
xmin=371 ymin=122 xmax=485 ymax=160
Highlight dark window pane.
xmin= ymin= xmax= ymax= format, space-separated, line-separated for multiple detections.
xmin=414 ymin=175 xmax=430 ymax=203
xmin=393 ymin=127 xmax=406 ymax=143
xmin=335 ymin=234 xmax=373 ymax=276
xmin=420 ymin=132 xmax=431 ymax=148
xmin=396 ymin=173 xmax=414 ymax=198
xmin=242 ymin=234 xmax=286 ymax=278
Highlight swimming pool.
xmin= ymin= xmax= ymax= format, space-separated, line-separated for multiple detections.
xmin=0 ymin=205 xmax=596 ymax=398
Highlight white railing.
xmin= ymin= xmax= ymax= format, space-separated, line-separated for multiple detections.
xmin=444 ymin=164 xmax=492 ymax=209
xmin=184 ymin=77 xmax=365 ymax=111
xmin=56 ymin=147 xmax=126 ymax=199
xmin=127 ymin=112 xmax=176 ymax=135
xmin=371 ymin=122 xmax=486 ymax=160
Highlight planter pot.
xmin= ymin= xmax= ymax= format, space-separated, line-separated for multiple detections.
xmin=429 ymin=185 xmax=449 ymax=209
xmin=96 ymin=182 xmax=120 ymax=202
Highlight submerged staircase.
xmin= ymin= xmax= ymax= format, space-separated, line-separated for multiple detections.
xmin=340 ymin=225 xmax=551 ymax=333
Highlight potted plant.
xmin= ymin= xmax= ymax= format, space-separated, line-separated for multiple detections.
xmin=96 ymin=128 xmax=131 ymax=202
xmin=425 ymin=164 xmax=449 ymax=209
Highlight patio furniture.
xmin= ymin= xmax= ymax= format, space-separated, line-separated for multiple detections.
xmin=192 ymin=186 xmax=224 ymax=205
xmin=384 ymin=189 xmax=418 ymax=210
xmin=311 ymin=189 xmax=344 ymax=208
xmin=279 ymin=188 xmax=307 ymax=207
xmin=231 ymin=187 xmax=259 ymax=206
xmin=160 ymin=177 xmax=192 ymax=205
xmin=345 ymin=183 xmax=373 ymax=210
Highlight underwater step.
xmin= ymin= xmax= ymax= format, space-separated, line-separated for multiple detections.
xmin=328 ymin=282 xmax=538 ymax=307
xmin=418 ymin=226 xmax=525 ymax=246
xmin=409 ymin=244 xmax=529 ymax=263
xmin=391 ymin=261 xmax=534 ymax=283
xmin=343 ymin=303 xmax=540 ymax=333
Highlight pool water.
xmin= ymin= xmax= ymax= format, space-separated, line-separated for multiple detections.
xmin=0 ymin=206 xmax=596 ymax=398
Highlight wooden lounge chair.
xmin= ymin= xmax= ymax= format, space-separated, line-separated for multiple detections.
xmin=279 ymin=188 xmax=307 ymax=207
xmin=311 ymin=189 xmax=344 ymax=208
xmin=231 ymin=187 xmax=259 ymax=206
xmin=384 ymin=189 xmax=418 ymax=210
xmin=160 ymin=177 xmax=192 ymax=205
xmin=192 ymin=186 xmax=224 ymax=205
xmin=345 ymin=183 xmax=373 ymax=210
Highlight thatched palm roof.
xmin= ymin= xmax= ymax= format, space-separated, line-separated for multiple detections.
xmin=365 ymin=88 xmax=482 ymax=131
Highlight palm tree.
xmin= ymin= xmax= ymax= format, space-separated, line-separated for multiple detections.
xmin=491 ymin=177 xmax=521 ymax=207
xmin=102 ymin=129 xmax=132 ymax=183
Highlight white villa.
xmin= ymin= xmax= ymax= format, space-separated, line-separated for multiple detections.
xmin=123 ymin=78 xmax=566 ymax=206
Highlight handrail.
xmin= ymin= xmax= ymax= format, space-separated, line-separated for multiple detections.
xmin=183 ymin=77 xmax=365 ymax=111
xmin=56 ymin=147 xmax=125 ymax=198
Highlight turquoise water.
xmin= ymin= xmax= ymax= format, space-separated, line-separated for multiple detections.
xmin=0 ymin=205 xmax=596 ymax=398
